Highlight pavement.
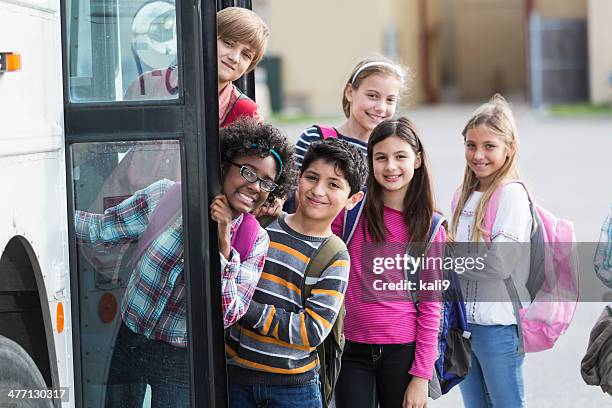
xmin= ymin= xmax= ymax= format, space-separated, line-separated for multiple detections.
xmin=272 ymin=104 xmax=612 ymax=407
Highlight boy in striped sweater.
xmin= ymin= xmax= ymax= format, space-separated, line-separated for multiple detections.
xmin=226 ymin=139 xmax=367 ymax=407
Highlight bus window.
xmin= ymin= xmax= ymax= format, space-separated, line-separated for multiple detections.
xmin=71 ymin=140 xmax=183 ymax=407
xmin=67 ymin=0 xmax=178 ymax=103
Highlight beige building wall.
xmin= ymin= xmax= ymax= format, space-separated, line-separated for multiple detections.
xmin=391 ymin=0 xmax=420 ymax=105
xmin=450 ymin=0 xmax=526 ymax=101
xmin=393 ymin=0 xmax=443 ymax=105
xmin=426 ymin=0 xmax=444 ymax=103
xmin=258 ymin=1 xmax=591 ymax=109
xmin=534 ymin=0 xmax=587 ymax=18
xmin=260 ymin=0 xmax=393 ymax=116
xmin=257 ymin=0 xmax=438 ymax=115
xmin=588 ymin=0 xmax=612 ymax=103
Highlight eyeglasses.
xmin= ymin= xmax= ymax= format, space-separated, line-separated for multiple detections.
xmin=227 ymin=161 xmax=278 ymax=192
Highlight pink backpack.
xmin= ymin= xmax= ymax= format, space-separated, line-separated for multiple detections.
xmin=316 ymin=125 xmax=339 ymax=140
xmin=452 ymin=180 xmax=579 ymax=353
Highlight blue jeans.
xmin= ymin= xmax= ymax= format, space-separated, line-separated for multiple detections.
xmin=105 ymin=322 xmax=189 ymax=407
xmin=459 ymin=324 xmax=525 ymax=408
xmin=228 ymin=376 xmax=322 ymax=408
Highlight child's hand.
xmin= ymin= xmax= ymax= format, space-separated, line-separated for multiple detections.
xmin=253 ymin=197 xmax=285 ymax=219
xmin=403 ymin=376 xmax=428 ymax=408
xmin=210 ymin=195 xmax=233 ymax=226
xmin=210 ymin=195 xmax=232 ymax=258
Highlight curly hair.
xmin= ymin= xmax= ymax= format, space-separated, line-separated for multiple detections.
xmin=301 ymin=138 xmax=367 ymax=196
xmin=219 ymin=118 xmax=297 ymax=203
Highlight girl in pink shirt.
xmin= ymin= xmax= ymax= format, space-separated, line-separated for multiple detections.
xmin=333 ymin=117 xmax=444 ymax=408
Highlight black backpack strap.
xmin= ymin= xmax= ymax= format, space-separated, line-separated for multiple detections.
xmin=342 ymin=188 xmax=367 ymax=244
xmin=257 ymin=214 xmax=276 ymax=229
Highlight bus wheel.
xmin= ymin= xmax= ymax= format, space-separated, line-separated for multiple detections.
xmin=0 ymin=334 xmax=54 ymax=407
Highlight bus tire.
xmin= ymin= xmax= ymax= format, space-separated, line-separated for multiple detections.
xmin=0 ymin=334 xmax=54 ymax=407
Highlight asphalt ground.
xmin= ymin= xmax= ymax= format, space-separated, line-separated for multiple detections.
xmin=272 ymin=104 xmax=612 ymax=407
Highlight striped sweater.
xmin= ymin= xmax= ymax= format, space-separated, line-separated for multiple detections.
xmin=226 ymin=214 xmax=350 ymax=385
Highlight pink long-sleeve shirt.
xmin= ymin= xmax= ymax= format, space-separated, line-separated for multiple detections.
xmin=332 ymin=206 xmax=445 ymax=380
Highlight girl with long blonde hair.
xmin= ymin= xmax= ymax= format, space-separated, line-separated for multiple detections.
xmin=451 ymin=94 xmax=532 ymax=408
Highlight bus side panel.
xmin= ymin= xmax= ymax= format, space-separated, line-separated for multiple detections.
xmin=0 ymin=0 xmax=73 ymax=405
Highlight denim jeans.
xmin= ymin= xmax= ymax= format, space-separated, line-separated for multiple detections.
xmin=335 ymin=341 xmax=417 ymax=408
xmin=459 ymin=324 xmax=525 ymax=408
xmin=228 ymin=376 xmax=322 ymax=408
xmin=105 ymin=322 xmax=189 ymax=407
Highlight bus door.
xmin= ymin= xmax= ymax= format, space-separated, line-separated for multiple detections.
xmin=62 ymin=0 xmax=228 ymax=406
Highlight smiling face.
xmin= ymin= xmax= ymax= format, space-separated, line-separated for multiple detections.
xmin=464 ymin=124 xmax=511 ymax=191
xmin=222 ymin=154 xmax=277 ymax=216
xmin=217 ymin=38 xmax=254 ymax=88
xmin=295 ymin=159 xmax=355 ymax=223
xmin=371 ymin=135 xmax=421 ymax=196
xmin=345 ymin=73 xmax=402 ymax=133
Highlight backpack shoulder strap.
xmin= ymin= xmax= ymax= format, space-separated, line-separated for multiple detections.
xmin=407 ymin=213 xmax=446 ymax=257
xmin=257 ymin=214 xmax=276 ymax=229
xmin=483 ymin=180 xmax=533 ymax=242
xmin=232 ymin=94 xmax=257 ymax=115
xmin=314 ymin=125 xmax=339 ymax=140
xmin=407 ymin=213 xmax=447 ymax=306
xmin=428 ymin=213 xmax=447 ymax=245
xmin=423 ymin=213 xmax=446 ymax=264
xmin=451 ymin=188 xmax=461 ymax=213
xmin=302 ymin=235 xmax=346 ymax=302
xmin=221 ymin=88 xmax=258 ymax=127
xmin=305 ymin=234 xmax=346 ymax=408
xmin=130 ymin=181 xmax=182 ymax=267
xmin=231 ymin=212 xmax=260 ymax=261
xmin=342 ymin=190 xmax=367 ymax=244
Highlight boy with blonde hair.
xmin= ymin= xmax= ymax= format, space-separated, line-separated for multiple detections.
xmin=127 ymin=7 xmax=269 ymax=126
xmin=216 ymin=7 xmax=269 ymax=125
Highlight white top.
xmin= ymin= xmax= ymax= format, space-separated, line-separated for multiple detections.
xmin=454 ymin=183 xmax=533 ymax=325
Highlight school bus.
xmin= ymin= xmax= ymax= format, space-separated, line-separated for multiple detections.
xmin=0 ymin=0 xmax=247 ymax=406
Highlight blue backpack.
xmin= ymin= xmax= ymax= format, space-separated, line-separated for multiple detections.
xmin=343 ymin=194 xmax=471 ymax=399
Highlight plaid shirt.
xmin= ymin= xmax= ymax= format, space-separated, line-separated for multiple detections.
xmin=75 ymin=179 xmax=268 ymax=347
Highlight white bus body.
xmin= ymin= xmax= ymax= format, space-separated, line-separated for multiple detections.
xmin=0 ymin=0 xmax=74 ymax=405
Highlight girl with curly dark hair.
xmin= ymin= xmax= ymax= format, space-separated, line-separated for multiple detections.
xmin=212 ymin=118 xmax=297 ymax=289
xmin=75 ymin=118 xmax=296 ymax=408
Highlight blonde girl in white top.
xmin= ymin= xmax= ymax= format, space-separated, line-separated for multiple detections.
xmin=450 ymin=94 xmax=531 ymax=408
